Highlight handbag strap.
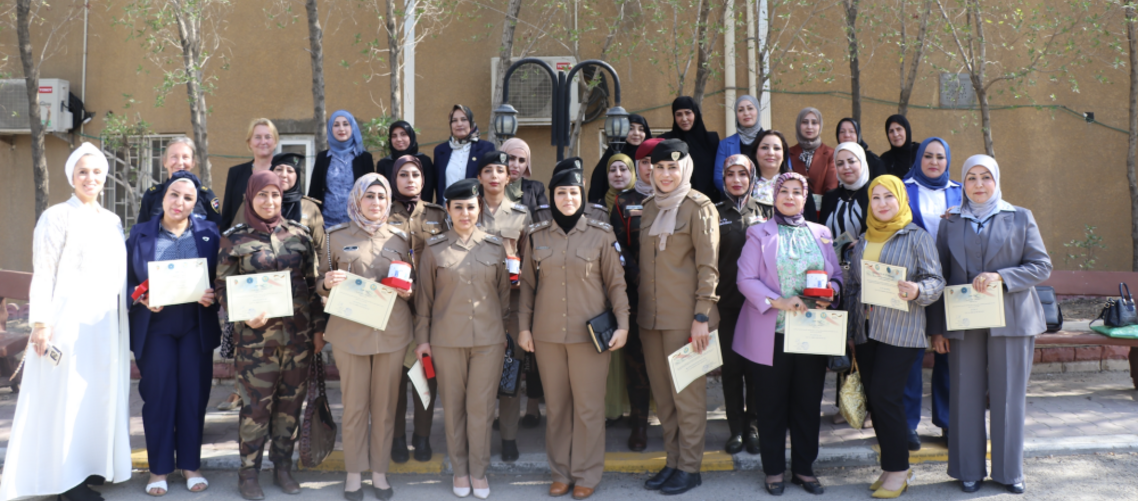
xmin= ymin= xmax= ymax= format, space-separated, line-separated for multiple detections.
xmin=310 ymin=351 xmax=328 ymax=400
xmin=1122 ymin=282 xmax=1133 ymax=302
xmin=850 ymin=355 xmax=860 ymax=374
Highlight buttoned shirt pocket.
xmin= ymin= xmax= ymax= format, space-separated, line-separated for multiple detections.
xmin=575 ymin=246 xmax=601 ymax=277
xmin=476 ymin=253 xmax=500 ymax=282
xmin=532 ymin=247 xmax=555 ymax=279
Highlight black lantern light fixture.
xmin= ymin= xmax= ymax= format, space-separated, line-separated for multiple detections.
xmin=494 ymin=58 xmax=628 ymax=161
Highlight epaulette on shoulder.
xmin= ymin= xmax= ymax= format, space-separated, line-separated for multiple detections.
xmin=483 ymin=234 xmax=503 ymax=245
xmin=642 ymin=194 xmax=656 ymax=203
xmin=511 ymin=203 xmax=529 ymax=213
xmin=302 ymin=196 xmax=322 ymax=206
xmin=148 ymin=185 xmax=159 ymax=192
xmin=686 ymin=190 xmax=713 ymax=207
xmin=537 ymin=204 xmax=551 ymax=211
xmin=327 ymin=222 xmax=351 ymax=234
xmin=284 ymin=219 xmax=311 ymax=233
xmin=715 ymin=200 xmax=729 ymax=208
xmin=199 ymin=186 xmax=209 ymax=192
xmin=528 ymin=219 xmax=552 ymax=232
xmin=428 ymin=233 xmax=449 ymax=246
xmin=587 ymin=219 xmax=613 ymax=232
xmin=590 ymin=203 xmax=608 ymax=212
xmin=223 ymin=224 xmax=247 ymax=237
xmin=389 ymin=227 xmax=408 ymax=241
xmin=423 ymin=201 xmax=445 ymax=212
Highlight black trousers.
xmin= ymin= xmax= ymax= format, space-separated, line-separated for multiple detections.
xmin=719 ymin=308 xmax=758 ymax=434
xmin=748 ymin=333 xmax=828 ymax=477
xmin=858 ymin=338 xmax=922 ymax=472
xmin=623 ymin=312 xmax=651 ymax=422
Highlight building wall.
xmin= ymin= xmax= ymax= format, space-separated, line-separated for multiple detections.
xmin=0 ymin=0 xmax=1131 ymax=272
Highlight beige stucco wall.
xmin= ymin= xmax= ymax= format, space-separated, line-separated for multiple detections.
xmin=0 ymin=0 xmax=1131 ymax=273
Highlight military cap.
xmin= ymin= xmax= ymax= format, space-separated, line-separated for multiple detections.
xmin=635 ymin=138 xmax=666 ymax=161
xmin=477 ymin=150 xmax=510 ymax=171
xmin=549 ymin=168 xmax=584 ymax=191
xmin=650 ymin=138 xmax=689 ymax=164
xmin=444 ymin=178 xmax=481 ymax=202
xmin=552 ymin=157 xmax=584 ymax=176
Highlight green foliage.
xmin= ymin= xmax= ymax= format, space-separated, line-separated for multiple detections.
xmin=1063 ymin=224 xmax=1107 ymax=270
xmin=359 ymin=115 xmax=400 ymax=157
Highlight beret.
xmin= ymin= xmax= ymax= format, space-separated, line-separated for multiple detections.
xmin=650 ymin=138 xmax=689 ymax=164
xmin=552 ymin=157 xmax=584 ymax=176
xmin=444 ymin=178 xmax=481 ymax=202
xmin=635 ymin=138 xmax=665 ymax=161
xmin=477 ymin=150 xmax=510 ymax=171
xmin=549 ymin=168 xmax=584 ymax=191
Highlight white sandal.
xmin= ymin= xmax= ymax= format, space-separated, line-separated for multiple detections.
xmin=145 ymin=479 xmax=168 ymax=497
xmin=186 ymin=476 xmax=209 ymax=492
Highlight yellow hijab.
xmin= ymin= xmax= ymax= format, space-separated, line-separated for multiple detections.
xmin=864 ymin=175 xmax=912 ymax=243
xmin=604 ymin=153 xmax=636 ymax=213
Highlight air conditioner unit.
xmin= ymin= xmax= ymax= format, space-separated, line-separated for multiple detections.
xmin=0 ymin=78 xmax=73 ymax=134
xmin=491 ymin=57 xmax=580 ymax=126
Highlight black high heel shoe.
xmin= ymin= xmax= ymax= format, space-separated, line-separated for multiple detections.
xmin=764 ymin=480 xmax=785 ymax=496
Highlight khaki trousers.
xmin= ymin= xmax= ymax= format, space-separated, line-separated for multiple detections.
xmin=334 ymin=348 xmax=405 ymax=474
xmin=642 ymin=328 xmax=707 ymax=473
xmin=536 ymin=341 xmax=611 ymax=488
xmin=434 ymin=343 xmax=506 ymax=479
xmin=334 ymin=348 xmax=407 ymax=473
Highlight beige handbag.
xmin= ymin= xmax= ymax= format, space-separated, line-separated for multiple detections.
xmin=839 ymin=357 xmax=868 ymax=429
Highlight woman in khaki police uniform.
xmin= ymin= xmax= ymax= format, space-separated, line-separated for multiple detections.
xmin=517 ymin=167 xmax=630 ymax=500
xmin=386 ymin=154 xmax=448 ymax=463
xmin=474 ymin=151 xmax=531 ymax=462
xmin=413 ymin=179 xmax=511 ymax=500
xmin=317 ymin=174 xmax=413 ymax=501
xmin=638 ymin=139 xmax=720 ymax=496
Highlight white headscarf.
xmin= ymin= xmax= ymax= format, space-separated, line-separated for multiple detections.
xmin=833 ymin=142 xmax=870 ymax=191
xmin=960 ymin=154 xmax=1002 ymax=221
xmin=65 ymin=142 xmax=109 ymax=187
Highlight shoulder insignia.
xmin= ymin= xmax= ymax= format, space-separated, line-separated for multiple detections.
xmin=302 ymin=196 xmax=322 ymax=206
xmin=223 ymin=224 xmax=247 ymax=237
xmin=211 ymin=198 xmax=220 ymax=212
xmin=512 ymin=203 xmax=529 ymax=213
xmin=148 ymin=185 xmax=159 ymax=192
xmin=715 ymin=200 xmax=728 ymax=208
xmin=389 ymin=227 xmax=409 ymax=240
xmin=537 ymin=204 xmax=550 ymax=210
xmin=200 ymin=186 xmax=209 ymax=192
xmin=529 ymin=220 xmax=553 ymax=232
xmin=327 ymin=222 xmax=351 ymax=233
xmin=428 ymin=233 xmax=449 ymax=246
xmin=587 ymin=219 xmax=614 ymax=232
xmin=687 ymin=190 xmax=714 ymax=207
xmin=483 ymin=234 xmax=503 ymax=245
xmin=284 ymin=219 xmax=312 ymax=233
xmin=643 ymin=194 xmax=656 ymax=203
xmin=591 ymin=203 xmax=607 ymax=210
xmin=423 ymin=201 xmax=445 ymax=211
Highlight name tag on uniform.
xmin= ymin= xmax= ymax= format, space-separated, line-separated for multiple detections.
xmin=390 ymin=221 xmax=404 ymax=225
xmin=426 ymin=221 xmax=440 ymax=225
xmin=343 ymin=246 xmax=359 ymax=251
xmin=535 ymin=246 xmax=550 ymax=250
xmin=626 ymin=204 xmax=643 ymax=217
xmin=719 ymin=218 xmax=732 ymax=226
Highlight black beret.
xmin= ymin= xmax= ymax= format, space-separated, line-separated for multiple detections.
xmin=477 ymin=150 xmax=510 ymax=171
xmin=444 ymin=178 xmax=480 ymax=202
xmin=552 ymin=157 xmax=584 ymax=176
xmin=549 ymin=168 xmax=585 ymax=192
xmin=271 ymin=152 xmax=305 ymax=171
xmin=650 ymin=139 xmax=689 ymax=164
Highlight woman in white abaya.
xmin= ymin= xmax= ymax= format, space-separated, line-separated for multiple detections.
xmin=0 ymin=143 xmax=132 ymax=501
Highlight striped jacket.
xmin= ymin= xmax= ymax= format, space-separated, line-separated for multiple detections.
xmin=846 ymin=223 xmax=946 ymax=348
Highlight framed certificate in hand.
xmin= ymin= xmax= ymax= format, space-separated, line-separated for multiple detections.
xmin=784 ymin=309 xmax=848 ymax=356
xmin=945 ymin=282 xmax=1006 ymax=331
xmin=226 ymin=272 xmax=294 ymax=322
xmin=861 ymin=260 xmax=909 ymax=312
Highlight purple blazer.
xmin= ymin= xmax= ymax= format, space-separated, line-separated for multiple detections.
xmin=734 ymin=219 xmax=844 ymax=366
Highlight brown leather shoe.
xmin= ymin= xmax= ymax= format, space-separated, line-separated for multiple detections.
xmin=238 ymin=469 xmax=264 ymax=500
xmin=273 ymin=465 xmax=301 ymax=494
xmin=549 ymin=482 xmax=571 ymax=497
xmin=628 ymin=423 xmax=648 ymax=452
xmin=571 ymin=486 xmax=595 ymax=499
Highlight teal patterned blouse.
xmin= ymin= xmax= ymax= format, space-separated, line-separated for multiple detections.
xmin=775 ymin=224 xmax=825 ymax=332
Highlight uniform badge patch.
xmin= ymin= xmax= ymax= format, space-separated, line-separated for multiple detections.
xmin=211 ymin=198 xmax=221 ymax=212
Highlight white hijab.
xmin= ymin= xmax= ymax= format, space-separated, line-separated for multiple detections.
xmin=833 ymin=142 xmax=870 ymax=191
xmin=960 ymin=154 xmax=1002 ymax=220
xmin=65 ymin=142 xmax=109 ymax=187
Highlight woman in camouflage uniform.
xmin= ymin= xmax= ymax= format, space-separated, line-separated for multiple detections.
xmin=216 ymin=170 xmax=325 ymax=500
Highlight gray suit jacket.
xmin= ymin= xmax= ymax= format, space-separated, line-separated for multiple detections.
xmin=927 ymin=204 xmax=1052 ymax=338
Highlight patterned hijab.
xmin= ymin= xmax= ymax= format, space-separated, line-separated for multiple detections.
xmin=348 ymin=173 xmax=392 ymax=235
xmin=448 ymin=104 xmax=480 ymax=148
xmin=722 ymin=154 xmax=756 ymax=210
xmin=244 ymin=170 xmax=284 ymax=234
xmin=864 ymin=175 xmax=913 ymax=243
xmin=772 ymin=172 xmax=809 ymax=227
xmin=795 ymin=107 xmax=823 ymax=152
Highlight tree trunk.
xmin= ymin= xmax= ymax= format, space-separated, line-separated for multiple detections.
xmin=1126 ymin=2 xmax=1138 ymax=271
xmin=898 ymin=0 xmax=931 ymax=116
xmin=17 ymin=0 xmax=49 ymax=219
xmin=490 ymin=0 xmax=524 ymax=144
xmin=386 ymin=0 xmax=402 ymax=120
xmin=844 ymin=0 xmax=861 ymax=124
xmin=307 ymin=0 xmax=327 ymax=151
xmin=969 ymin=0 xmax=994 ymax=157
xmin=174 ymin=3 xmax=211 ymax=187
xmin=691 ymin=0 xmax=715 ymax=106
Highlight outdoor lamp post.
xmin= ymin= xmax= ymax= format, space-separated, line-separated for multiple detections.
xmin=493 ymin=58 xmax=629 ymax=162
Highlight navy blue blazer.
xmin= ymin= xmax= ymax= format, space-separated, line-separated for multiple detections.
xmin=432 ymin=139 xmax=495 ymax=201
xmin=126 ymin=216 xmax=222 ymax=360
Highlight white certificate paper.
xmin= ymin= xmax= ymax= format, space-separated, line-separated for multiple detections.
xmin=324 ymin=272 xmax=397 ymax=331
xmin=226 ymin=271 xmax=294 ymax=322
xmin=408 ymin=360 xmax=432 ymax=411
xmin=945 ymin=282 xmax=1006 ymax=331
xmin=784 ymin=309 xmax=848 ymax=356
xmin=861 ymin=260 xmax=909 ymax=312
xmin=148 ymin=258 xmax=209 ymax=307
xmin=667 ymin=331 xmax=723 ymax=393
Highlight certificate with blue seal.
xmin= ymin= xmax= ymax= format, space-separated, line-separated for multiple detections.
xmin=226 ymin=271 xmax=294 ymax=322
xmin=325 ymin=271 xmax=397 ymax=331
xmin=945 ymin=282 xmax=1005 ymax=331
xmin=148 ymin=258 xmax=209 ymax=307
xmin=784 ymin=309 xmax=848 ymax=356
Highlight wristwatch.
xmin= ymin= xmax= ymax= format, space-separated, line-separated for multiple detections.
xmin=694 ymin=313 xmax=709 ymax=323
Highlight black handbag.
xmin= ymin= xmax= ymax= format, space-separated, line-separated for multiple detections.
xmin=1096 ymin=283 xmax=1138 ymax=328
xmin=1034 ymin=285 xmax=1064 ymax=333
xmin=299 ymin=352 xmax=337 ymax=467
xmin=586 ymin=310 xmax=618 ymax=354
xmin=498 ymin=334 xmax=522 ymax=398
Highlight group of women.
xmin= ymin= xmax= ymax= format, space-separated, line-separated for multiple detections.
xmin=3 ymin=96 xmax=1051 ymax=501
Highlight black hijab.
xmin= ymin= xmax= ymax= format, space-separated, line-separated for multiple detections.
xmin=664 ymin=96 xmax=720 ymax=200
xmin=881 ymin=114 xmax=918 ymax=178
xmin=272 ymin=152 xmax=305 ymax=223
xmin=836 ymin=117 xmax=869 ymax=150
xmin=588 ymin=114 xmax=652 ymax=202
xmin=389 ymin=120 xmax=419 ymax=158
